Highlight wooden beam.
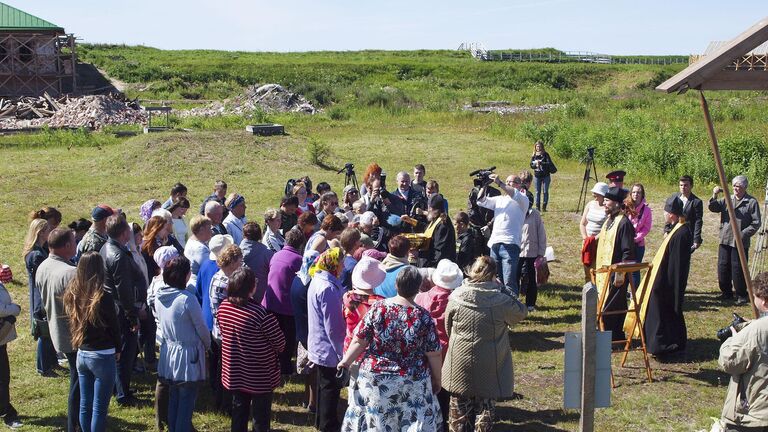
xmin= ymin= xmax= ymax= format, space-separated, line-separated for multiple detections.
xmin=700 ymin=70 xmax=768 ymax=90
xmin=657 ymin=16 xmax=768 ymax=93
xmin=699 ymin=91 xmax=760 ymax=319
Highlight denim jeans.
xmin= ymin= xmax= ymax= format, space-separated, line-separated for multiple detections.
xmin=78 ymin=350 xmax=116 ymax=432
xmin=168 ymin=381 xmax=199 ymax=432
xmin=36 ymin=336 xmax=58 ymax=374
xmin=490 ymin=243 xmax=521 ymax=297
xmin=534 ymin=175 xmax=551 ymax=209
xmin=115 ymin=310 xmax=138 ymax=402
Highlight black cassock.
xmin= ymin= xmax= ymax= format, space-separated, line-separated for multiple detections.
xmin=602 ymin=215 xmax=636 ymax=341
xmin=644 ymin=222 xmax=693 ymax=355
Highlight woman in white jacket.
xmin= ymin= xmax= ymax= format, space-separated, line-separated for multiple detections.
xmin=0 ymin=281 xmax=22 ymax=428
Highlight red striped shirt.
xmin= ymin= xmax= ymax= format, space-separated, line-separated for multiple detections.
xmin=218 ymin=298 xmax=285 ymax=394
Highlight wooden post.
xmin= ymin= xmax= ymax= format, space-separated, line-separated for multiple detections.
xmin=580 ymin=282 xmax=597 ymax=432
xmin=699 ymin=90 xmax=760 ymax=319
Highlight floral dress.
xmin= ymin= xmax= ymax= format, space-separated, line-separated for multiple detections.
xmin=342 ymin=299 xmax=443 ymax=432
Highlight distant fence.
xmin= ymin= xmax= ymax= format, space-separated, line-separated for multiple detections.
xmin=469 ymin=50 xmax=689 ymax=65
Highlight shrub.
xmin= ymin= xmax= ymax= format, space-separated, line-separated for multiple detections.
xmin=565 ymin=101 xmax=587 ymax=118
xmin=307 ymin=138 xmax=331 ymax=166
xmin=327 ymin=106 xmax=350 ymax=121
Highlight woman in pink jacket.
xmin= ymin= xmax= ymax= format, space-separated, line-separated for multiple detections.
xmin=625 ymin=183 xmax=652 ymax=288
xmin=415 ymin=258 xmax=464 ymax=429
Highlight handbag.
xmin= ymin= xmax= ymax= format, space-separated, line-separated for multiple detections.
xmin=535 ymin=256 xmax=550 ymax=286
xmin=32 ymin=317 xmax=50 ymax=340
xmin=548 ymin=160 xmax=558 ymax=174
xmin=0 ymin=320 xmax=13 ymax=343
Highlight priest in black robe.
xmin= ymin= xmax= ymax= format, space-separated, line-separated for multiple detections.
xmin=595 ymin=186 xmax=637 ymax=341
xmin=643 ymin=196 xmax=693 ymax=355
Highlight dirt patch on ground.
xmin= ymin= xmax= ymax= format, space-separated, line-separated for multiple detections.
xmin=179 ymin=84 xmax=318 ymax=117
xmin=463 ymin=101 xmax=563 ymax=115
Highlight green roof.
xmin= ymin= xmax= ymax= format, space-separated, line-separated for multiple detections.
xmin=0 ymin=2 xmax=63 ymax=31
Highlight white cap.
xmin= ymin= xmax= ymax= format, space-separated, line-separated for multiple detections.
xmin=431 ymin=259 xmax=464 ymax=290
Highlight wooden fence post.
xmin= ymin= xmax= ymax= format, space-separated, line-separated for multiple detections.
xmin=580 ymin=282 xmax=597 ymax=432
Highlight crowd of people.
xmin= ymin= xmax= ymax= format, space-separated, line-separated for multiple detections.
xmin=6 ymin=146 xmax=768 ymax=431
xmin=7 ymin=155 xmax=556 ymax=432
xmin=579 ymin=170 xmax=768 ymax=432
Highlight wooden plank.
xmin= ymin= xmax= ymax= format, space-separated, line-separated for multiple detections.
xmin=699 ymin=69 xmax=768 ymax=90
xmin=700 ymin=91 xmax=760 ymax=319
xmin=657 ymin=16 xmax=768 ymax=92
xmin=580 ymin=283 xmax=597 ymax=432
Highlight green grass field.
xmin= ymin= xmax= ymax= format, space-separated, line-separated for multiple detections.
xmin=0 ymin=47 xmax=765 ymax=431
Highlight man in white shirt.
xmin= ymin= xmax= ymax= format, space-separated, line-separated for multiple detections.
xmin=223 ymin=193 xmax=247 ymax=245
xmin=477 ymin=173 xmax=529 ymax=296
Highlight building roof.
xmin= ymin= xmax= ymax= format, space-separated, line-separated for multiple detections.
xmin=0 ymin=2 xmax=63 ymax=32
xmin=657 ymin=16 xmax=768 ymax=93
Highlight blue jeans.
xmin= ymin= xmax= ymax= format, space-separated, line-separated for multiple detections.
xmin=534 ymin=175 xmax=551 ymax=209
xmin=77 ymin=350 xmax=116 ymax=432
xmin=36 ymin=336 xmax=57 ymax=374
xmin=490 ymin=243 xmax=521 ymax=297
xmin=633 ymin=245 xmax=645 ymax=289
xmin=168 ymin=380 xmax=199 ymax=432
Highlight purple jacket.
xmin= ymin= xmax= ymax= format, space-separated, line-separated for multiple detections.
xmin=307 ymin=270 xmax=345 ymax=368
xmin=264 ymin=245 xmax=302 ymax=316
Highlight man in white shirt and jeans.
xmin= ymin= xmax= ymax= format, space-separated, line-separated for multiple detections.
xmin=477 ymin=173 xmax=529 ymax=297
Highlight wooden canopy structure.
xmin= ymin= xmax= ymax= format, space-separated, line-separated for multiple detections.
xmin=657 ymin=16 xmax=768 ymax=318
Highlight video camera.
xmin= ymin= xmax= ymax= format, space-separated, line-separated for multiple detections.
xmin=337 ymin=163 xmax=355 ymax=176
xmin=469 ymin=166 xmax=497 ymax=188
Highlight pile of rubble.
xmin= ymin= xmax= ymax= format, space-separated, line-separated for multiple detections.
xmin=180 ymin=84 xmax=317 ymax=118
xmin=463 ymin=101 xmax=563 ymax=115
xmin=0 ymin=94 xmax=146 ymax=130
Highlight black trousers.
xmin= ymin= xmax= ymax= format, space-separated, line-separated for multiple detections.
xmin=231 ymin=390 xmax=272 ymax=432
xmin=65 ymin=352 xmax=81 ymax=432
xmin=0 ymin=345 xmax=16 ymax=420
xmin=315 ymin=366 xmax=342 ymax=432
xmin=115 ymin=311 xmax=138 ymax=402
xmin=138 ymin=310 xmax=157 ymax=363
xmin=273 ymin=313 xmax=296 ymax=375
xmin=718 ymin=244 xmax=748 ymax=298
xmin=155 ymin=378 xmax=168 ymax=430
xmin=517 ymin=257 xmax=538 ymax=308
xmin=210 ymin=338 xmax=232 ymax=414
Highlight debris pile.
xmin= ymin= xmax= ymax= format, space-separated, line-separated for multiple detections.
xmin=463 ymin=101 xmax=563 ymax=115
xmin=180 ymin=84 xmax=317 ymax=118
xmin=0 ymin=94 xmax=146 ymax=130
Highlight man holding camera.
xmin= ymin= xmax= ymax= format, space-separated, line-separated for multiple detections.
xmin=477 ymin=173 xmax=529 ymax=297
xmin=709 ymin=175 xmax=761 ymax=305
xmin=718 ymin=272 xmax=768 ymax=431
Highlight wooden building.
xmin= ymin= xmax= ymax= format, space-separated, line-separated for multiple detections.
xmin=0 ymin=2 xmax=76 ymax=97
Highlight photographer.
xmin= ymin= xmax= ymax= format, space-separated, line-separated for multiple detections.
xmin=718 ymin=272 xmax=768 ymax=431
xmin=476 ymin=173 xmax=529 ymax=297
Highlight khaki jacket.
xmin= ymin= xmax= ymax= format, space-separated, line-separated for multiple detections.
xmin=719 ymin=316 xmax=768 ymax=427
xmin=442 ymin=280 xmax=527 ymax=399
xmin=519 ymin=209 xmax=547 ymax=258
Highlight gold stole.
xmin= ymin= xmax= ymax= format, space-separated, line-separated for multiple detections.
xmin=623 ymin=222 xmax=685 ymax=337
xmin=595 ymin=214 xmax=623 ymax=307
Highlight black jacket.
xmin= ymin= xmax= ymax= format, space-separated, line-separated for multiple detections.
xmin=530 ymin=152 xmax=554 ymax=178
xmin=423 ymin=217 xmax=457 ymax=268
xmin=386 ymin=188 xmax=425 ymax=217
xmin=100 ymin=238 xmax=141 ymax=326
xmin=675 ymin=192 xmax=703 ymax=245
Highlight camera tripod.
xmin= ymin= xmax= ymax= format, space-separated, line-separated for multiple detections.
xmin=338 ymin=163 xmax=358 ymax=191
xmin=575 ymin=150 xmax=599 ymax=214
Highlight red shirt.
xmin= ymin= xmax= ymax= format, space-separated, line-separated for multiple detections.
xmin=415 ymin=286 xmax=452 ymax=357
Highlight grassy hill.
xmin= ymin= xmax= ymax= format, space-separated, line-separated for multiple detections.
xmin=0 ymin=46 xmax=766 ymax=430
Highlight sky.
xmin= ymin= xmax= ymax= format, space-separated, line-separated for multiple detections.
xmin=15 ymin=1 xmax=768 ymax=54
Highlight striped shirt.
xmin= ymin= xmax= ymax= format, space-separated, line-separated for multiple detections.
xmin=218 ymin=298 xmax=285 ymax=394
xmin=585 ymin=201 xmax=608 ymax=237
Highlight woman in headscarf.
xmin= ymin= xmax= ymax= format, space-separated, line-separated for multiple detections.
xmin=306 ymin=247 xmax=346 ymax=431
xmin=140 ymin=200 xmax=162 ymax=225
xmin=442 ymin=256 xmax=527 ymax=431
